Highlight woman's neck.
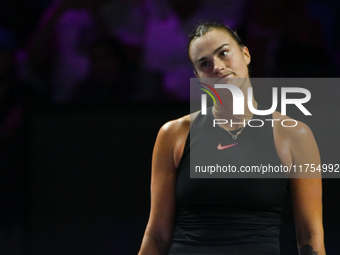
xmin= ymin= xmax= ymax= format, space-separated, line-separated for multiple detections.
xmin=212 ymin=97 xmax=257 ymax=130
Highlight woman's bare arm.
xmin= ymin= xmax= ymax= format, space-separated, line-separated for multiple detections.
xmin=288 ymin=122 xmax=325 ymax=255
xmin=138 ymin=116 xmax=190 ymax=255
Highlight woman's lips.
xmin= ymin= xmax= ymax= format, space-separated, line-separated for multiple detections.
xmin=216 ymin=73 xmax=234 ymax=83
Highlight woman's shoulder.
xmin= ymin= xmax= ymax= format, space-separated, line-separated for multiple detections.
xmin=159 ymin=110 xmax=200 ymax=136
xmin=272 ymin=111 xmax=318 ymax=168
xmin=272 ymin=111 xmax=314 ymax=141
xmin=152 ymin=111 xmax=199 ymax=169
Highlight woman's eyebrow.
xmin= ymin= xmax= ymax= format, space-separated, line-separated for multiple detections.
xmin=195 ymin=43 xmax=230 ymax=65
xmin=212 ymin=43 xmax=230 ymax=56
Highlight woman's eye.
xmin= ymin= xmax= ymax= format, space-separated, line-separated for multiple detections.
xmin=200 ymin=61 xmax=209 ymax=68
xmin=220 ymin=50 xmax=228 ymax=57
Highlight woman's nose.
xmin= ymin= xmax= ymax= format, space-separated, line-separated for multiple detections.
xmin=213 ymin=59 xmax=225 ymax=74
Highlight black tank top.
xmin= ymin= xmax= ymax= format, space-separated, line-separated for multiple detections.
xmin=169 ymin=106 xmax=288 ymax=255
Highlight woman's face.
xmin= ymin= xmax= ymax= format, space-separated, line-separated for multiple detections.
xmin=189 ymin=29 xmax=251 ymax=80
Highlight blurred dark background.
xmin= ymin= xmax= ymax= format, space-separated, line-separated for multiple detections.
xmin=0 ymin=0 xmax=339 ymax=254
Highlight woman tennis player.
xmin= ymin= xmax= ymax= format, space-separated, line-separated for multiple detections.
xmin=138 ymin=21 xmax=324 ymax=255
